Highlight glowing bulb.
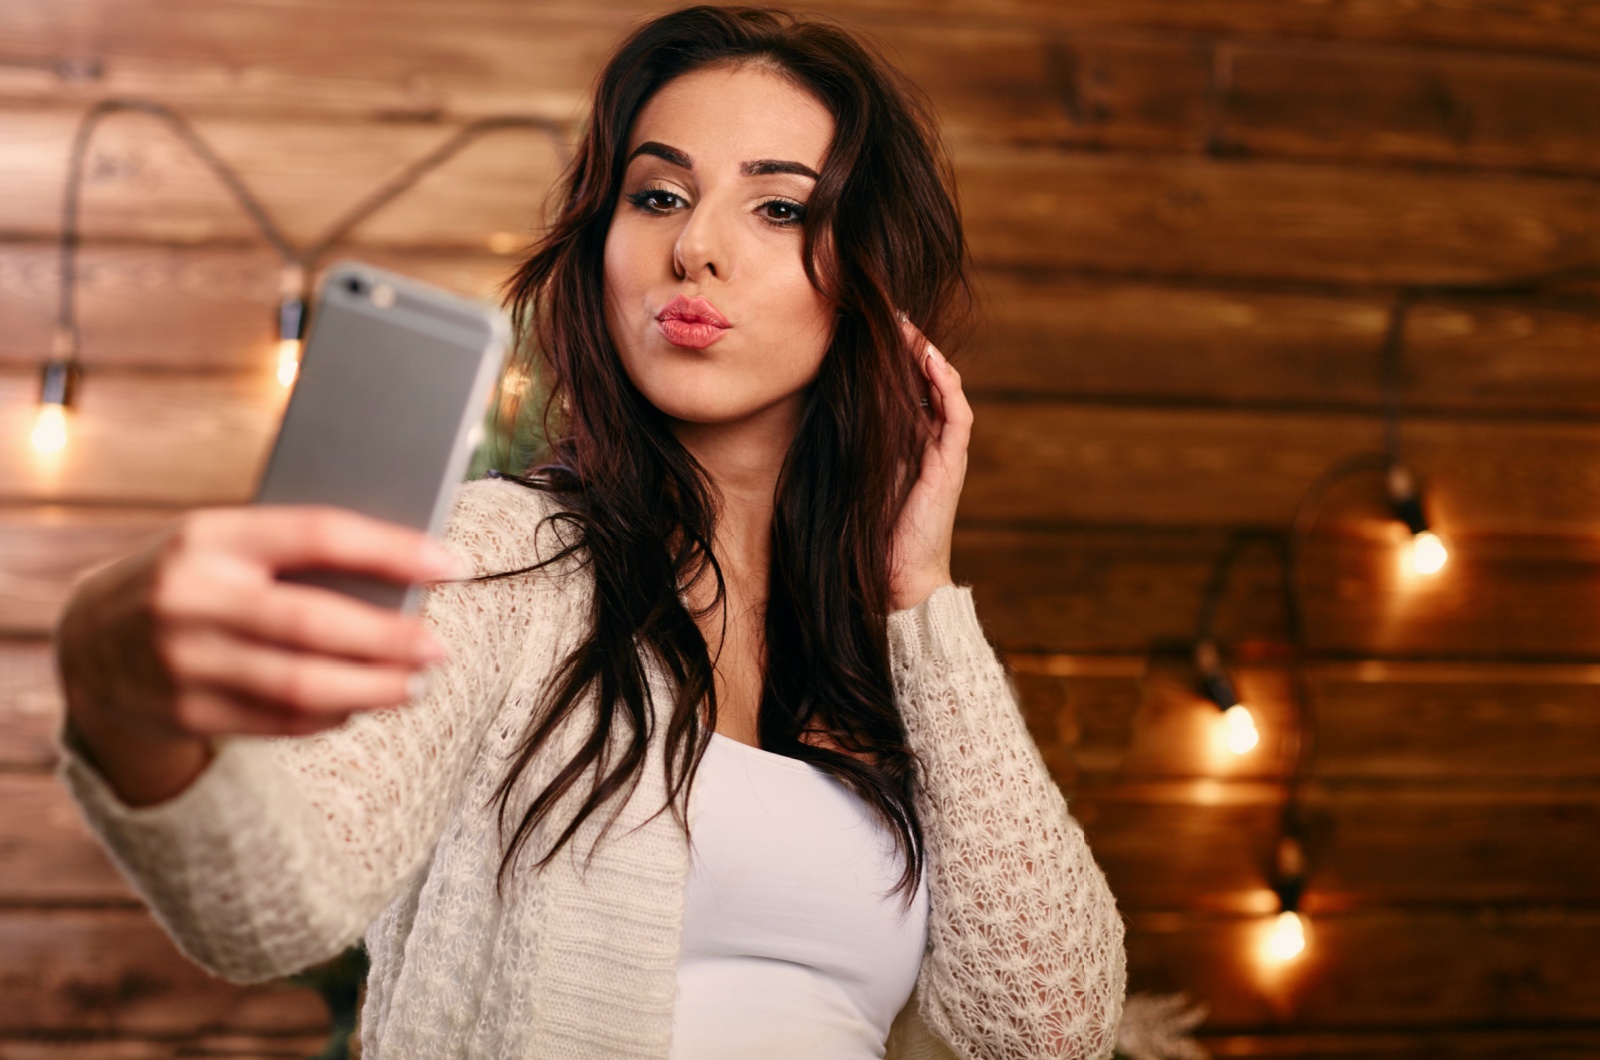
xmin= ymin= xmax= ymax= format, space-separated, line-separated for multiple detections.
xmin=1222 ymin=703 xmax=1259 ymax=755
xmin=1265 ymin=910 xmax=1307 ymax=962
xmin=1409 ymin=530 xmax=1448 ymax=576
xmin=276 ymin=338 xmax=302 ymax=387
xmin=30 ymin=403 xmax=68 ymax=454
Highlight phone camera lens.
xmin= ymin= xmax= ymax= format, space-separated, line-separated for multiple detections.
xmin=343 ymin=276 xmax=367 ymax=296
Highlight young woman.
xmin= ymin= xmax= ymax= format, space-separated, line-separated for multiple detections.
xmin=54 ymin=7 xmax=1126 ymax=1058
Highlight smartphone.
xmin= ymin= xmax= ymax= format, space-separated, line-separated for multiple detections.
xmin=253 ymin=260 xmax=510 ymax=611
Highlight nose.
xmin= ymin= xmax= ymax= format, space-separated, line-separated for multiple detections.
xmin=672 ymin=198 xmax=726 ymax=282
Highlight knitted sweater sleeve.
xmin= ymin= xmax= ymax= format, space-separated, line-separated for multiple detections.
xmin=54 ymin=479 xmax=568 ymax=983
xmin=887 ymin=584 xmax=1127 ymax=1060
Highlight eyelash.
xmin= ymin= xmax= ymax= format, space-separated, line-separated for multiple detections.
xmin=624 ymin=185 xmax=808 ymax=229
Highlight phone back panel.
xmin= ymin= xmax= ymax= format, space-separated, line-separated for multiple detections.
xmin=254 ymin=261 xmax=509 ymax=610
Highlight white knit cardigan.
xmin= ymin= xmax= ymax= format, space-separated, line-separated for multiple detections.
xmin=58 ymin=478 xmax=1127 ymax=1059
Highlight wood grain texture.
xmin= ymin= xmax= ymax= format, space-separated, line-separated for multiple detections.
xmin=0 ymin=774 xmax=136 ymax=904
xmin=0 ymin=373 xmax=280 ymax=506
xmin=1218 ymin=41 xmax=1600 ymax=177
xmin=964 ymin=403 xmax=1600 ymax=534
xmin=958 ymin=527 xmax=1600 ymax=658
xmin=0 ymin=1036 xmax=331 ymax=1060
xmin=9 ymin=105 xmax=1600 ymax=283
xmin=954 ymin=147 xmax=1600 ymax=284
xmin=1126 ymin=908 xmax=1600 ymax=1028
xmin=0 ymin=909 xmax=328 ymax=1033
xmin=1198 ymin=1029 xmax=1600 ymax=1060
xmin=0 ymin=639 xmax=61 ymax=768
xmin=12 ymin=249 xmax=1600 ymax=418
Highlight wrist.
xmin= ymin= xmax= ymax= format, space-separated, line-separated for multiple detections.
xmin=890 ymin=572 xmax=954 ymax=613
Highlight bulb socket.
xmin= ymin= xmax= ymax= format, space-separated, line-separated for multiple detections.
xmin=278 ymin=295 xmax=306 ymax=343
xmin=40 ymin=360 xmax=81 ymax=408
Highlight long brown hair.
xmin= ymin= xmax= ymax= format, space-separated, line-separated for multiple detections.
xmin=487 ymin=5 xmax=972 ymax=900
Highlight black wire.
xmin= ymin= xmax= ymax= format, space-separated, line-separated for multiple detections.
xmin=57 ymin=99 xmax=300 ymax=356
xmin=303 ymin=115 xmax=570 ymax=261
xmin=56 ymin=100 xmax=572 ymax=365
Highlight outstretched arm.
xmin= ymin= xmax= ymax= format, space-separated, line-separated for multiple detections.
xmin=55 ymin=479 xmax=570 ymax=982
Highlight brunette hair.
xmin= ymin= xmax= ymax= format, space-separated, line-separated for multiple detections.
xmin=487 ymin=4 xmax=972 ymax=899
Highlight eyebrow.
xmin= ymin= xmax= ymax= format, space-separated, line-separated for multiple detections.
xmin=626 ymin=140 xmax=819 ymax=181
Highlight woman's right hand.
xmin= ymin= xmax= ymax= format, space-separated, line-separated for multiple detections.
xmin=56 ymin=505 xmax=463 ymax=805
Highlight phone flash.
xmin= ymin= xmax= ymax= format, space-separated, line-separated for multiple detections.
xmin=371 ymin=283 xmax=397 ymax=308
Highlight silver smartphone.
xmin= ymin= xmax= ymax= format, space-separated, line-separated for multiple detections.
xmin=253 ymin=260 xmax=510 ymax=611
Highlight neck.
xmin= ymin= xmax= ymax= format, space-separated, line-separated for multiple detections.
xmin=670 ymin=398 xmax=801 ymax=580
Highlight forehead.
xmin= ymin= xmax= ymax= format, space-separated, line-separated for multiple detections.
xmin=627 ymin=64 xmax=834 ymax=172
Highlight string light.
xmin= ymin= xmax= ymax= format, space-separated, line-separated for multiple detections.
xmin=1195 ymin=639 xmax=1259 ymax=756
xmin=40 ymin=98 xmax=570 ymax=435
xmin=277 ymin=263 xmax=308 ymax=387
xmin=1386 ymin=464 xmax=1448 ymax=576
xmin=30 ymin=329 xmax=79 ymax=456
xmin=1263 ymin=835 xmax=1309 ymax=965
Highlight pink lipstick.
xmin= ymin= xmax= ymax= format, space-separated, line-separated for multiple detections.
xmin=656 ymin=295 xmax=730 ymax=349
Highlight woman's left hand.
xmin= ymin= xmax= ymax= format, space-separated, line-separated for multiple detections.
xmin=888 ymin=316 xmax=972 ymax=612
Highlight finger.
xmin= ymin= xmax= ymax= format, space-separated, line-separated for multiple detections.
xmin=160 ymin=550 xmax=448 ymax=665
xmin=924 ymin=342 xmax=972 ymax=458
xmin=176 ymin=506 xmax=464 ymax=584
xmin=899 ymin=317 xmax=943 ymax=419
xmin=171 ymin=686 xmax=355 ymax=740
xmin=164 ymin=625 xmax=422 ymax=714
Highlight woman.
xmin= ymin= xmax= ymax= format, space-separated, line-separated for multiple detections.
xmin=54 ymin=7 xmax=1126 ymax=1058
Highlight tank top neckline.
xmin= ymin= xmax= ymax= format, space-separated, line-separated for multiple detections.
xmin=708 ymin=731 xmax=828 ymax=776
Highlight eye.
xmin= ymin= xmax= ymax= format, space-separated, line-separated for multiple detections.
xmin=758 ymin=198 xmax=807 ymax=228
xmin=625 ymin=186 xmax=686 ymax=214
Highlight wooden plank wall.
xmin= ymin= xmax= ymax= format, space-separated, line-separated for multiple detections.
xmin=3 ymin=0 xmax=1600 ymax=1055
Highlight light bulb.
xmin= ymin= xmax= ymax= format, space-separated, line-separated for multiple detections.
xmin=30 ymin=402 xmax=68 ymax=454
xmin=1265 ymin=909 xmax=1307 ymax=962
xmin=276 ymin=337 xmax=302 ymax=387
xmin=1222 ymin=703 xmax=1259 ymax=755
xmin=1409 ymin=530 xmax=1448 ymax=576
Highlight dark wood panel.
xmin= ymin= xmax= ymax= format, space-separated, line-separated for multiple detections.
xmin=1077 ymin=782 xmax=1600 ymax=913
xmin=0 ymin=909 xmax=328 ymax=1033
xmin=1198 ymin=1028 xmax=1600 ymax=1058
xmin=14 ymin=3 xmax=1600 ymax=177
xmin=1127 ymin=908 xmax=1600 ymax=1028
xmin=0 ymin=639 xmax=61 ymax=768
xmin=0 ymin=245 xmax=515 ymax=370
xmin=0 ymin=506 xmax=172 ymax=634
xmin=10 ymin=105 xmax=1600 ymax=283
xmin=15 ymin=0 xmax=1600 ymax=65
xmin=956 ymin=148 xmax=1600 ymax=284
xmin=965 ymin=403 xmax=1600 ymax=534
xmin=0 ymin=109 xmax=565 ymax=250
xmin=13 ymin=249 xmax=1600 ymax=417
xmin=0 ymin=1036 xmax=331 ymax=1060
xmin=0 ymin=373 xmax=278 ymax=506
xmin=1220 ymin=41 xmax=1600 ymax=177
xmin=0 ymin=774 xmax=135 ymax=904
xmin=959 ymin=527 xmax=1600 ymax=658
xmin=1016 ymin=656 xmax=1600 ymax=784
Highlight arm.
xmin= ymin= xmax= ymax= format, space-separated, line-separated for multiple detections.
xmin=54 ymin=479 xmax=568 ymax=982
xmin=885 ymin=319 xmax=1124 ymax=1056
xmin=890 ymin=585 xmax=1126 ymax=1060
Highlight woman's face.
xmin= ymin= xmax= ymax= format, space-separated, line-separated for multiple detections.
xmin=603 ymin=63 xmax=836 ymax=430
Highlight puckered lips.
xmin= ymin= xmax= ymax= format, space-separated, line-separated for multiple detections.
xmin=656 ymin=295 xmax=731 ymax=349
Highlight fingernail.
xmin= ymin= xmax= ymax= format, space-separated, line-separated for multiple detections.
xmin=924 ymin=345 xmax=945 ymax=371
xmin=406 ymin=671 xmax=434 ymax=703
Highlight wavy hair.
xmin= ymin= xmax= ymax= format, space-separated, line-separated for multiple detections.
xmin=487 ymin=4 xmax=972 ymax=900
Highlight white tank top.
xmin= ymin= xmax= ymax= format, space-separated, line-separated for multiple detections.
xmin=670 ymin=732 xmax=930 ymax=1059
